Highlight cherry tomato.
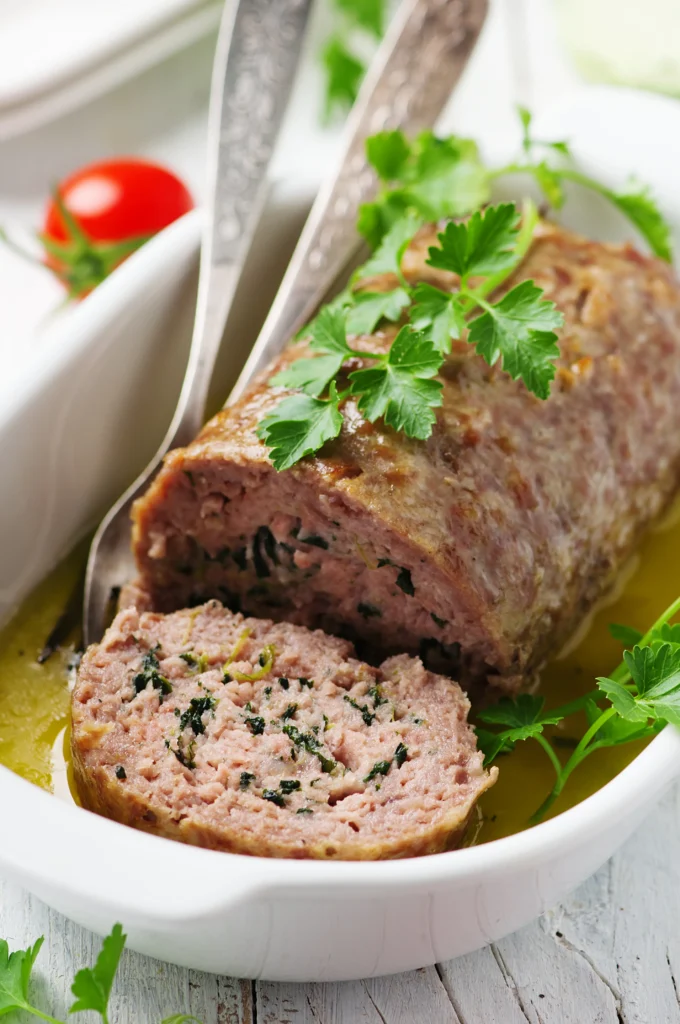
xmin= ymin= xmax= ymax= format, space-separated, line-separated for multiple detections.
xmin=41 ymin=158 xmax=194 ymax=299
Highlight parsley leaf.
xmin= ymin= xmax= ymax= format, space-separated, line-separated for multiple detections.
xmin=597 ymin=642 xmax=680 ymax=725
xmin=336 ymin=0 xmax=385 ymax=36
xmin=358 ymin=214 xmax=420 ymax=281
xmin=349 ymin=326 xmax=443 ymax=439
xmin=0 ymin=935 xmax=44 ymax=1018
xmin=426 ymin=203 xmax=520 ymax=278
xmin=360 ymin=131 xmax=489 ymax=247
xmin=469 ymin=281 xmax=563 ymax=399
xmin=272 ymin=308 xmax=355 ymax=396
xmin=476 ymin=693 xmax=564 ymax=765
xmin=410 ymin=283 xmax=465 ymax=354
xmin=322 ymin=36 xmax=365 ymax=119
xmin=604 ymin=182 xmax=673 ymax=263
xmin=162 ymin=1017 xmax=204 ymax=1024
xmin=70 ymin=922 xmax=126 ymax=1021
xmin=306 ymin=305 xmax=355 ymax=357
xmin=366 ymin=130 xmax=411 ymax=180
xmin=583 ymin=698 xmax=656 ymax=747
xmin=345 ymin=287 xmax=411 ymax=335
xmin=257 ymin=383 xmax=343 ymax=471
xmin=608 ymin=622 xmax=644 ymax=647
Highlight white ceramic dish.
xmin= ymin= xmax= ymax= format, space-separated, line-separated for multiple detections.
xmin=1 ymin=86 xmax=680 ymax=982
xmin=0 ymin=0 xmax=222 ymax=141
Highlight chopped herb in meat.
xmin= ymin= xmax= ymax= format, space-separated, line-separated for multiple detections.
xmin=430 ymin=612 xmax=448 ymax=628
xmin=179 ymin=695 xmax=216 ymax=735
xmin=179 ymin=650 xmax=210 ymax=673
xmin=233 ymin=547 xmax=247 ymax=571
xmin=367 ymin=685 xmax=388 ymax=708
xmin=253 ymin=526 xmax=274 ymax=577
xmin=377 ymin=557 xmax=393 ymax=568
xmin=244 ymin=701 xmax=253 ymax=712
xmin=394 ymin=742 xmax=408 ymax=767
xmin=133 ymin=649 xmax=172 ymax=699
xmin=358 ymin=602 xmax=382 ymax=618
xmin=239 ymin=771 xmax=256 ymax=789
xmin=364 ymin=759 xmax=392 ymax=782
xmin=264 ymin=686 xmax=272 ymax=698
xmin=297 ymin=807 xmax=313 ymax=814
xmin=299 ymin=534 xmax=329 ymax=549
xmin=299 ymin=677 xmax=314 ymax=689
xmin=279 ymin=677 xmax=290 ymax=690
xmin=281 ymin=703 xmax=298 ymax=721
xmin=245 ymin=716 xmax=266 ymax=736
xmin=344 ymin=694 xmax=376 ymax=726
xmin=165 ymin=737 xmax=196 ymax=770
xmin=282 ymin=724 xmax=337 ymax=773
xmin=395 ymin=567 xmax=415 ymax=596
xmin=115 ymin=766 xmax=126 ymax=780
xmin=261 ymin=789 xmax=285 ymax=807
xmin=279 ymin=779 xmax=301 ymax=794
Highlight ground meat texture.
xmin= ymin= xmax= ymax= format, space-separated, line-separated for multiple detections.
xmin=130 ymin=222 xmax=680 ymax=693
xmin=71 ymin=601 xmax=495 ymax=860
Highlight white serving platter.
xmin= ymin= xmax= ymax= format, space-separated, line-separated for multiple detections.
xmin=1 ymin=86 xmax=679 ymax=982
xmin=0 ymin=0 xmax=222 ymax=141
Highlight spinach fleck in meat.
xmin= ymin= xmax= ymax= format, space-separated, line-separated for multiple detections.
xmin=299 ymin=534 xmax=329 ymax=549
xmin=299 ymin=677 xmax=314 ymax=689
xmin=261 ymin=789 xmax=285 ymax=807
xmin=240 ymin=771 xmax=256 ymax=789
xmin=115 ymin=766 xmax=126 ymax=780
xmin=297 ymin=807 xmax=313 ymax=815
xmin=364 ymin=742 xmax=409 ymax=783
xmin=279 ymin=779 xmax=301 ymax=794
xmin=367 ymin=685 xmax=388 ymax=708
xmin=430 ymin=612 xmax=448 ymax=628
xmin=344 ymin=694 xmax=376 ymax=726
xmin=245 ymin=716 xmax=266 ymax=736
xmin=281 ymin=703 xmax=298 ymax=721
xmin=278 ymin=677 xmax=290 ymax=690
xmin=282 ymin=724 xmax=336 ymax=773
xmin=179 ymin=695 xmax=216 ymax=735
xmin=358 ymin=602 xmax=381 ymax=618
xmin=395 ymin=567 xmax=415 ymax=596
xmin=133 ymin=648 xmax=172 ymax=699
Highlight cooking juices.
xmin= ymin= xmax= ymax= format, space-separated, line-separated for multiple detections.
xmin=0 ymin=503 xmax=678 ymax=844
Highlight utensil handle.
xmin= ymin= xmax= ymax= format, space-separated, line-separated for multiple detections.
xmin=228 ymin=0 xmax=488 ymax=403
xmin=168 ymin=0 xmax=312 ymax=447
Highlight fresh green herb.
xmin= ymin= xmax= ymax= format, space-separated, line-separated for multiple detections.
xmin=179 ymin=695 xmax=216 ymax=736
xmin=261 ymin=789 xmax=286 ymax=808
xmin=321 ymin=1 xmax=386 ymax=119
xmin=344 ymin=694 xmax=376 ymax=726
xmin=281 ymin=703 xmax=298 ymax=721
xmin=282 ymin=724 xmax=337 ymax=773
xmin=69 ymin=923 xmax=126 ymax=1023
xmin=0 ymin=924 xmax=188 ymax=1024
xmin=114 ymin=766 xmax=126 ymax=780
xmin=245 ymin=716 xmax=266 ymax=736
xmin=609 ymin=622 xmax=644 ymax=646
xmin=479 ymin=596 xmax=680 ymax=821
xmin=239 ymin=771 xmax=255 ymax=789
xmin=280 ymin=779 xmax=301 ymax=794
xmin=259 ymin=115 xmax=671 ymax=472
xmin=133 ymin=649 xmax=172 ymax=699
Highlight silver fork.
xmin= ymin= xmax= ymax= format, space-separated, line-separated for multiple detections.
xmin=83 ymin=0 xmax=313 ymax=645
xmin=84 ymin=0 xmax=488 ymax=646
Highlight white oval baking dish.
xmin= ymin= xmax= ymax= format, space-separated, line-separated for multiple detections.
xmin=1 ymin=86 xmax=679 ymax=982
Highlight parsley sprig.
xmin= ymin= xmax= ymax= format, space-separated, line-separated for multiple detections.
xmin=258 ymin=113 xmax=671 ymax=472
xmin=321 ymin=0 xmax=386 ymax=120
xmin=477 ymin=596 xmax=680 ymax=823
xmin=0 ymin=923 xmax=200 ymax=1023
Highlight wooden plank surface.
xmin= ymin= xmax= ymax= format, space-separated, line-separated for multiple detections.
xmin=1 ymin=786 xmax=678 ymax=1023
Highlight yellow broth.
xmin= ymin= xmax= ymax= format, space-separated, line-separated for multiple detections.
xmin=0 ymin=511 xmax=678 ymax=840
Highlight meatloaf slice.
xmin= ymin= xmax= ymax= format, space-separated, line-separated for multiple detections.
xmin=72 ymin=601 xmax=495 ymax=859
xmin=129 ymin=222 xmax=680 ymax=695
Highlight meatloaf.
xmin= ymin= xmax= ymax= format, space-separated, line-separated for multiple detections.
xmin=130 ymin=221 xmax=680 ymax=694
xmin=72 ymin=601 xmax=495 ymax=859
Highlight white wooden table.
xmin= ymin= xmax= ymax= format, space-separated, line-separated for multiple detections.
xmin=2 ymin=2 xmax=679 ymax=1020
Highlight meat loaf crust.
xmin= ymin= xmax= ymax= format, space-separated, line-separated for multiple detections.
xmin=72 ymin=601 xmax=495 ymax=859
xmin=130 ymin=222 xmax=680 ymax=693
